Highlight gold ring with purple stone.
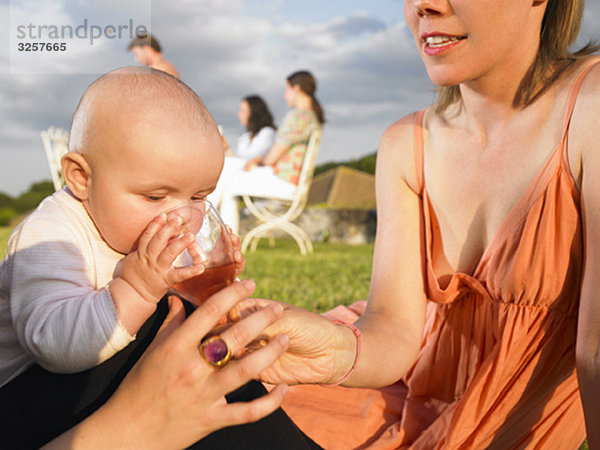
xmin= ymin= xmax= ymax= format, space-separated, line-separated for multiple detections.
xmin=201 ymin=335 xmax=231 ymax=368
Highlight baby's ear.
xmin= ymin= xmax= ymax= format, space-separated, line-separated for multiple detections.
xmin=61 ymin=152 xmax=91 ymax=200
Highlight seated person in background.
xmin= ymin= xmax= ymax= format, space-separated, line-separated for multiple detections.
xmin=127 ymin=32 xmax=180 ymax=79
xmin=209 ymin=70 xmax=325 ymax=234
xmin=234 ymin=95 xmax=277 ymax=161
xmin=0 ymin=67 xmax=319 ymax=449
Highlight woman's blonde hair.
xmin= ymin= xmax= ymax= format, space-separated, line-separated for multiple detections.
xmin=436 ymin=0 xmax=599 ymax=112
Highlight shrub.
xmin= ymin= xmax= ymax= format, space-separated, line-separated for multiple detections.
xmin=0 ymin=181 xmax=54 ymax=214
xmin=12 ymin=192 xmax=48 ymax=213
xmin=0 ymin=193 xmax=13 ymax=209
xmin=0 ymin=208 xmax=17 ymax=227
xmin=28 ymin=181 xmax=54 ymax=194
xmin=314 ymin=152 xmax=377 ymax=177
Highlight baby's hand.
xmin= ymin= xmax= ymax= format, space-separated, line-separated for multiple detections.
xmin=228 ymin=227 xmax=246 ymax=278
xmin=118 ymin=213 xmax=205 ymax=304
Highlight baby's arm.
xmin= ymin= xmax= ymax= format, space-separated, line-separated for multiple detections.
xmin=8 ymin=219 xmax=134 ymax=373
xmin=109 ymin=212 xmax=205 ymax=335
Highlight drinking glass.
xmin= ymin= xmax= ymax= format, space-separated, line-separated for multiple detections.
xmin=169 ymin=201 xmax=236 ymax=306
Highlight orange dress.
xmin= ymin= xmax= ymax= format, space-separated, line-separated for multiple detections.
xmin=281 ymin=59 xmax=600 ymax=449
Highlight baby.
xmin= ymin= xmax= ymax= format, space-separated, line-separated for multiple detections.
xmin=0 ymin=66 xmax=239 ymax=387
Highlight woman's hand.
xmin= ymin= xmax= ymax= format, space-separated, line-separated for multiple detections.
xmin=236 ymin=299 xmax=358 ymax=386
xmin=243 ymin=156 xmax=263 ymax=171
xmin=45 ymin=281 xmax=290 ymax=449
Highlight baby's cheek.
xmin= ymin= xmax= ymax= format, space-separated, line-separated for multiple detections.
xmin=113 ymin=227 xmax=144 ymax=255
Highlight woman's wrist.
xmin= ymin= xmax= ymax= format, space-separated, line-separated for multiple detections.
xmin=43 ymin=396 xmax=132 ymax=449
xmin=329 ymin=319 xmax=362 ymax=386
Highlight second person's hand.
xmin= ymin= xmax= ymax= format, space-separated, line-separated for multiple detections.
xmin=45 ymin=280 xmax=291 ymax=449
xmin=234 ymin=299 xmax=357 ymax=386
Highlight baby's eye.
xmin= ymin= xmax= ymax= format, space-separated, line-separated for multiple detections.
xmin=191 ymin=195 xmax=207 ymax=202
xmin=145 ymin=195 xmax=165 ymax=202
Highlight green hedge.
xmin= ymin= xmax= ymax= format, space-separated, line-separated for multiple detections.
xmin=0 ymin=208 xmax=17 ymax=227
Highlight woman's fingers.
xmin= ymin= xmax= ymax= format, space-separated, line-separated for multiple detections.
xmin=218 ymin=303 xmax=284 ymax=355
xmin=195 ymin=300 xmax=285 ymax=376
xmin=213 ymin=384 xmax=289 ymax=430
xmin=234 ymin=297 xmax=285 ymax=319
xmin=214 ymin=334 xmax=290 ymax=404
xmin=174 ymin=280 xmax=257 ymax=347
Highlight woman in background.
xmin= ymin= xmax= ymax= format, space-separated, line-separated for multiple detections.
xmin=210 ymin=70 xmax=325 ymax=234
xmin=234 ymin=95 xmax=276 ymax=161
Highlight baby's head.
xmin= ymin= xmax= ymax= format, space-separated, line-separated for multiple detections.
xmin=62 ymin=66 xmax=224 ymax=254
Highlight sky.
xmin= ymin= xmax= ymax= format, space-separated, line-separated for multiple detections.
xmin=0 ymin=0 xmax=599 ymax=196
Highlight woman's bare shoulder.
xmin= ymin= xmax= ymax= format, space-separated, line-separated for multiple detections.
xmin=568 ymin=55 xmax=600 ymax=173
xmin=572 ymin=55 xmax=600 ymax=106
xmin=378 ymin=108 xmax=433 ymax=193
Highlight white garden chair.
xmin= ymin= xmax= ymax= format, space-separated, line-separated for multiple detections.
xmin=41 ymin=126 xmax=70 ymax=191
xmin=241 ymin=127 xmax=322 ymax=255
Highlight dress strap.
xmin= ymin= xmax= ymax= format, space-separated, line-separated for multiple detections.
xmin=414 ymin=110 xmax=426 ymax=194
xmin=559 ymin=57 xmax=600 ymax=145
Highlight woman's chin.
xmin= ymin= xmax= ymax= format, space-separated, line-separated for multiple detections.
xmin=425 ymin=67 xmax=466 ymax=88
xmin=429 ymin=75 xmax=462 ymax=88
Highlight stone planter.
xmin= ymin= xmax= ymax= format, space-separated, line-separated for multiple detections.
xmin=239 ymin=206 xmax=376 ymax=245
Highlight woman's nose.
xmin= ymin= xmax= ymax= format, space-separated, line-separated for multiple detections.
xmin=412 ymin=0 xmax=443 ymax=17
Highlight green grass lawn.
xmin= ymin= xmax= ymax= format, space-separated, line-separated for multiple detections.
xmin=241 ymin=239 xmax=373 ymax=312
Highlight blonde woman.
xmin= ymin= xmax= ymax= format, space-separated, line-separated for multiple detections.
xmin=250 ymin=0 xmax=600 ymax=448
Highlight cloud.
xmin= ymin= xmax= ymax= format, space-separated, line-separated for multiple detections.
xmin=328 ymin=12 xmax=387 ymax=39
xmin=578 ymin=1 xmax=600 ymax=48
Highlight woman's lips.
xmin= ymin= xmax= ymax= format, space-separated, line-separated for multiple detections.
xmin=422 ymin=34 xmax=466 ymax=56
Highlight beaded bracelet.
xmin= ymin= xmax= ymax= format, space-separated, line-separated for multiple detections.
xmin=329 ymin=319 xmax=362 ymax=386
